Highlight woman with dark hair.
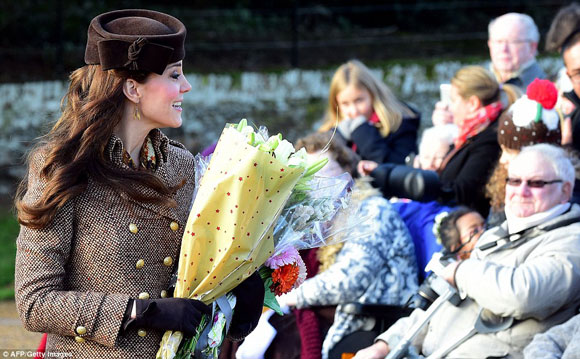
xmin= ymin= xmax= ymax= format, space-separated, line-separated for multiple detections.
xmin=14 ymin=9 xmax=263 ymax=358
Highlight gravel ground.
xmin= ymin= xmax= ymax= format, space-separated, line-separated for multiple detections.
xmin=0 ymin=300 xmax=42 ymax=350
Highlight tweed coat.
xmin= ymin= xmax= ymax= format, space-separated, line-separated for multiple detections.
xmin=15 ymin=129 xmax=197 ymax=358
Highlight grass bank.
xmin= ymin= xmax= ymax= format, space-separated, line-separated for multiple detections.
xmin=0 ymin=208 xmax=18 ymax=300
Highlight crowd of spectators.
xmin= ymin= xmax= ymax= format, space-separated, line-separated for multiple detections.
xmin=238 ymin=8 xmax=580 ymax=359
xmin=14 ymin=6 xmax=580 ymax=359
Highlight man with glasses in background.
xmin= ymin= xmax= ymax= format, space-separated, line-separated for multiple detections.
xmin=432 ymin=12 xmax=542 ymax=126
xmin=353 ymin=143 xmax=580 ymax=359
xmin=488 ymin=12 xmax=546 ymax=90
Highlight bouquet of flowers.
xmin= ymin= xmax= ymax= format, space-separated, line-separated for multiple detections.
xmin=157 ymin=120 xmax=353 ymax=359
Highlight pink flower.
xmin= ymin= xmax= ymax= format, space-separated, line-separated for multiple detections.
xmin=265 ymin=246 xmax=301 ymax=269
xmin=293 ymin=255 xmax=307 ymax=289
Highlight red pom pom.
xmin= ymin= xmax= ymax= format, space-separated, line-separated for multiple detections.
xmin=526 ymin=78 xmax=558 ymax=110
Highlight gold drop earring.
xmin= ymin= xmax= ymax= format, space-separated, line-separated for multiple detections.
xmin=134 ymin=103 xmax=141 ymax=121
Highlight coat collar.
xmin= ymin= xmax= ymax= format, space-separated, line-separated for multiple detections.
xmin=104 ymin=129 xmax=187 ymax=222
xmin=106 ymin=128 xmax=170 ymax=169
xmin=475 ymin=203 xmax=580 ymax=255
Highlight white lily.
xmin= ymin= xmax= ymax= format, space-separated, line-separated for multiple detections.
xmin=241 ymin=125 xmax=255 ymax=138
xmin=287 ymin=148 xmax=308 ymax=168
xmin=274 ymin=139 xmax=295 ymax=165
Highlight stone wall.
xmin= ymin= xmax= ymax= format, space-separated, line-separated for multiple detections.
xmin=0 ymin=57 xmax=564 ymax=197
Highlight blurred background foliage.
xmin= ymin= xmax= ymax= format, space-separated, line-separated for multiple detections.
xmin=0 ymin=0 xmax=570 ymax=82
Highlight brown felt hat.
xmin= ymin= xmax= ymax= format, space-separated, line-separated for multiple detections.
xmin=84 ymin=9 xmax=186 ymax=75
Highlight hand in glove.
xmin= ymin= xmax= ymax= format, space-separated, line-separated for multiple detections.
xmin=123 ymin=297 xmax=211 ymax=336
xmin=228 ymin=271 xmax=265 ymax=341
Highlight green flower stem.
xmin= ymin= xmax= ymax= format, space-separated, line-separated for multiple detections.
xmin=175 ymin=314 xmax=210 ymax=359
xmin=303 ymin=157 xmax=329 ymax=177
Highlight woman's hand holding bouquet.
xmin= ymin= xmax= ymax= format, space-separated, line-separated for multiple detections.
xmin=158 ymin=120 xmax=353 ymax=359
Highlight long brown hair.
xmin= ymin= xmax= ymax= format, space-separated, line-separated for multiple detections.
xmin=16 ymin=65 xmax=180 ymax=229
xmin=319 ymin=60 xmax=414 ymax=137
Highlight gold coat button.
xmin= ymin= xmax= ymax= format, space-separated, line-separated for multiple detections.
xmin=138 ymin=292 xmax=150 ymax=300
xmin=137 ymin=329 xmax=147 ymax=337
xmin=163 ymin=256 xmax=173 ymax=267
xmin=160 ymin=290 xmax=168 ymax=298
xmin=170 ymin=221 xmax=179 ymax=231
xmin=129 ymin=223 xmax=138 ymax=234
xmin=75 ymin=325 xmax=87 ymax=335
xmin=136 ymin=259 xmax=145 ymax=269
xmin=74 ymin=336 xmax=85 ymax=343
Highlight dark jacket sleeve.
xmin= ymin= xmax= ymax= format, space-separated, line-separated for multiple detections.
xmin=351 ymin=111 xmax=420 ymax=164
xmin=370 ymin=123 xmax=499 ymax=216
xmin=438 ymin=126 xmax=500 ymax=216
xmin=443 ymin=145 xmax=497 ymax=214
xmin=370 ymin=164 xmax=443 ymax=202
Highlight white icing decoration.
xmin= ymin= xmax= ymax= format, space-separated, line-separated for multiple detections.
xmin=541 ymin=109 xmax=560 ymax=130
xmin=511 ymin=96 xmax=539 ymax=127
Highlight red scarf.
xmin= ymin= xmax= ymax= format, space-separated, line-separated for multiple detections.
xmin=454 ymin=101 xmax=502 ymax=149
xmin=369 ymin=111 xmax=380 ymax=124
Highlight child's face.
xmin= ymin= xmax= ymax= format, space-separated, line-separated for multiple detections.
xmin=455 ymin=212 xmax=485 ymax=259
xmin=417 ymin=139 xmax=451 ymax=171
xmin=336 ymin=84 xmax=374 ymax=121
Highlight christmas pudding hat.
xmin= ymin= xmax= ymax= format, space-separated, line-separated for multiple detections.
xmin=498 ymin=78 xmax=561 ymax=150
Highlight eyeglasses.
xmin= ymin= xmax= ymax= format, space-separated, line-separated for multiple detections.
xmin=568 ymin=72 xmax=580 ymax=85
xmin=489 ymin=39 xmax=531 ymax=47
xmin=505 ymin=178 xmax=563 ymax=188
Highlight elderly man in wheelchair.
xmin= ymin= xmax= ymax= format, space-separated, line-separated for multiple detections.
xmin=353 ymin=144 xmax=580 ymax=359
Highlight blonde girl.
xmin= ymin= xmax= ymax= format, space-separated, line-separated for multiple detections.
xmin=320 ymin=59 xmax=419 ymax=164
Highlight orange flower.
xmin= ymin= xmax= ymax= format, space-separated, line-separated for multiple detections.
xmin=270 ymin=263 xmax=300 ymax=295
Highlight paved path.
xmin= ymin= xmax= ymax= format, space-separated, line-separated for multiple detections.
xmin=0 ymin=300 xmax=42 ymax=350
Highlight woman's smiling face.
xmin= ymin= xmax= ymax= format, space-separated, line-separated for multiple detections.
xmin=137 ymin=61 xmax=192 ymax=129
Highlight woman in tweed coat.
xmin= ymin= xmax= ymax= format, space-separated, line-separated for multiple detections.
xmin=14 ymin=9 xmax=263 ymax=358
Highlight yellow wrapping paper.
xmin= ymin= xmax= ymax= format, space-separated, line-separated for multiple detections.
xmin=157 ymin=125 xmax=305 ymax=359
xmin=175 ymin=126 xmax=304 ymax=301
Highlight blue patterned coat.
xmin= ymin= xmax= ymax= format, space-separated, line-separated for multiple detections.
xmin=524 ymin=312 xmax=580 ymax=359
xmin=293 ymin=195 xmax=418 ymax=359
